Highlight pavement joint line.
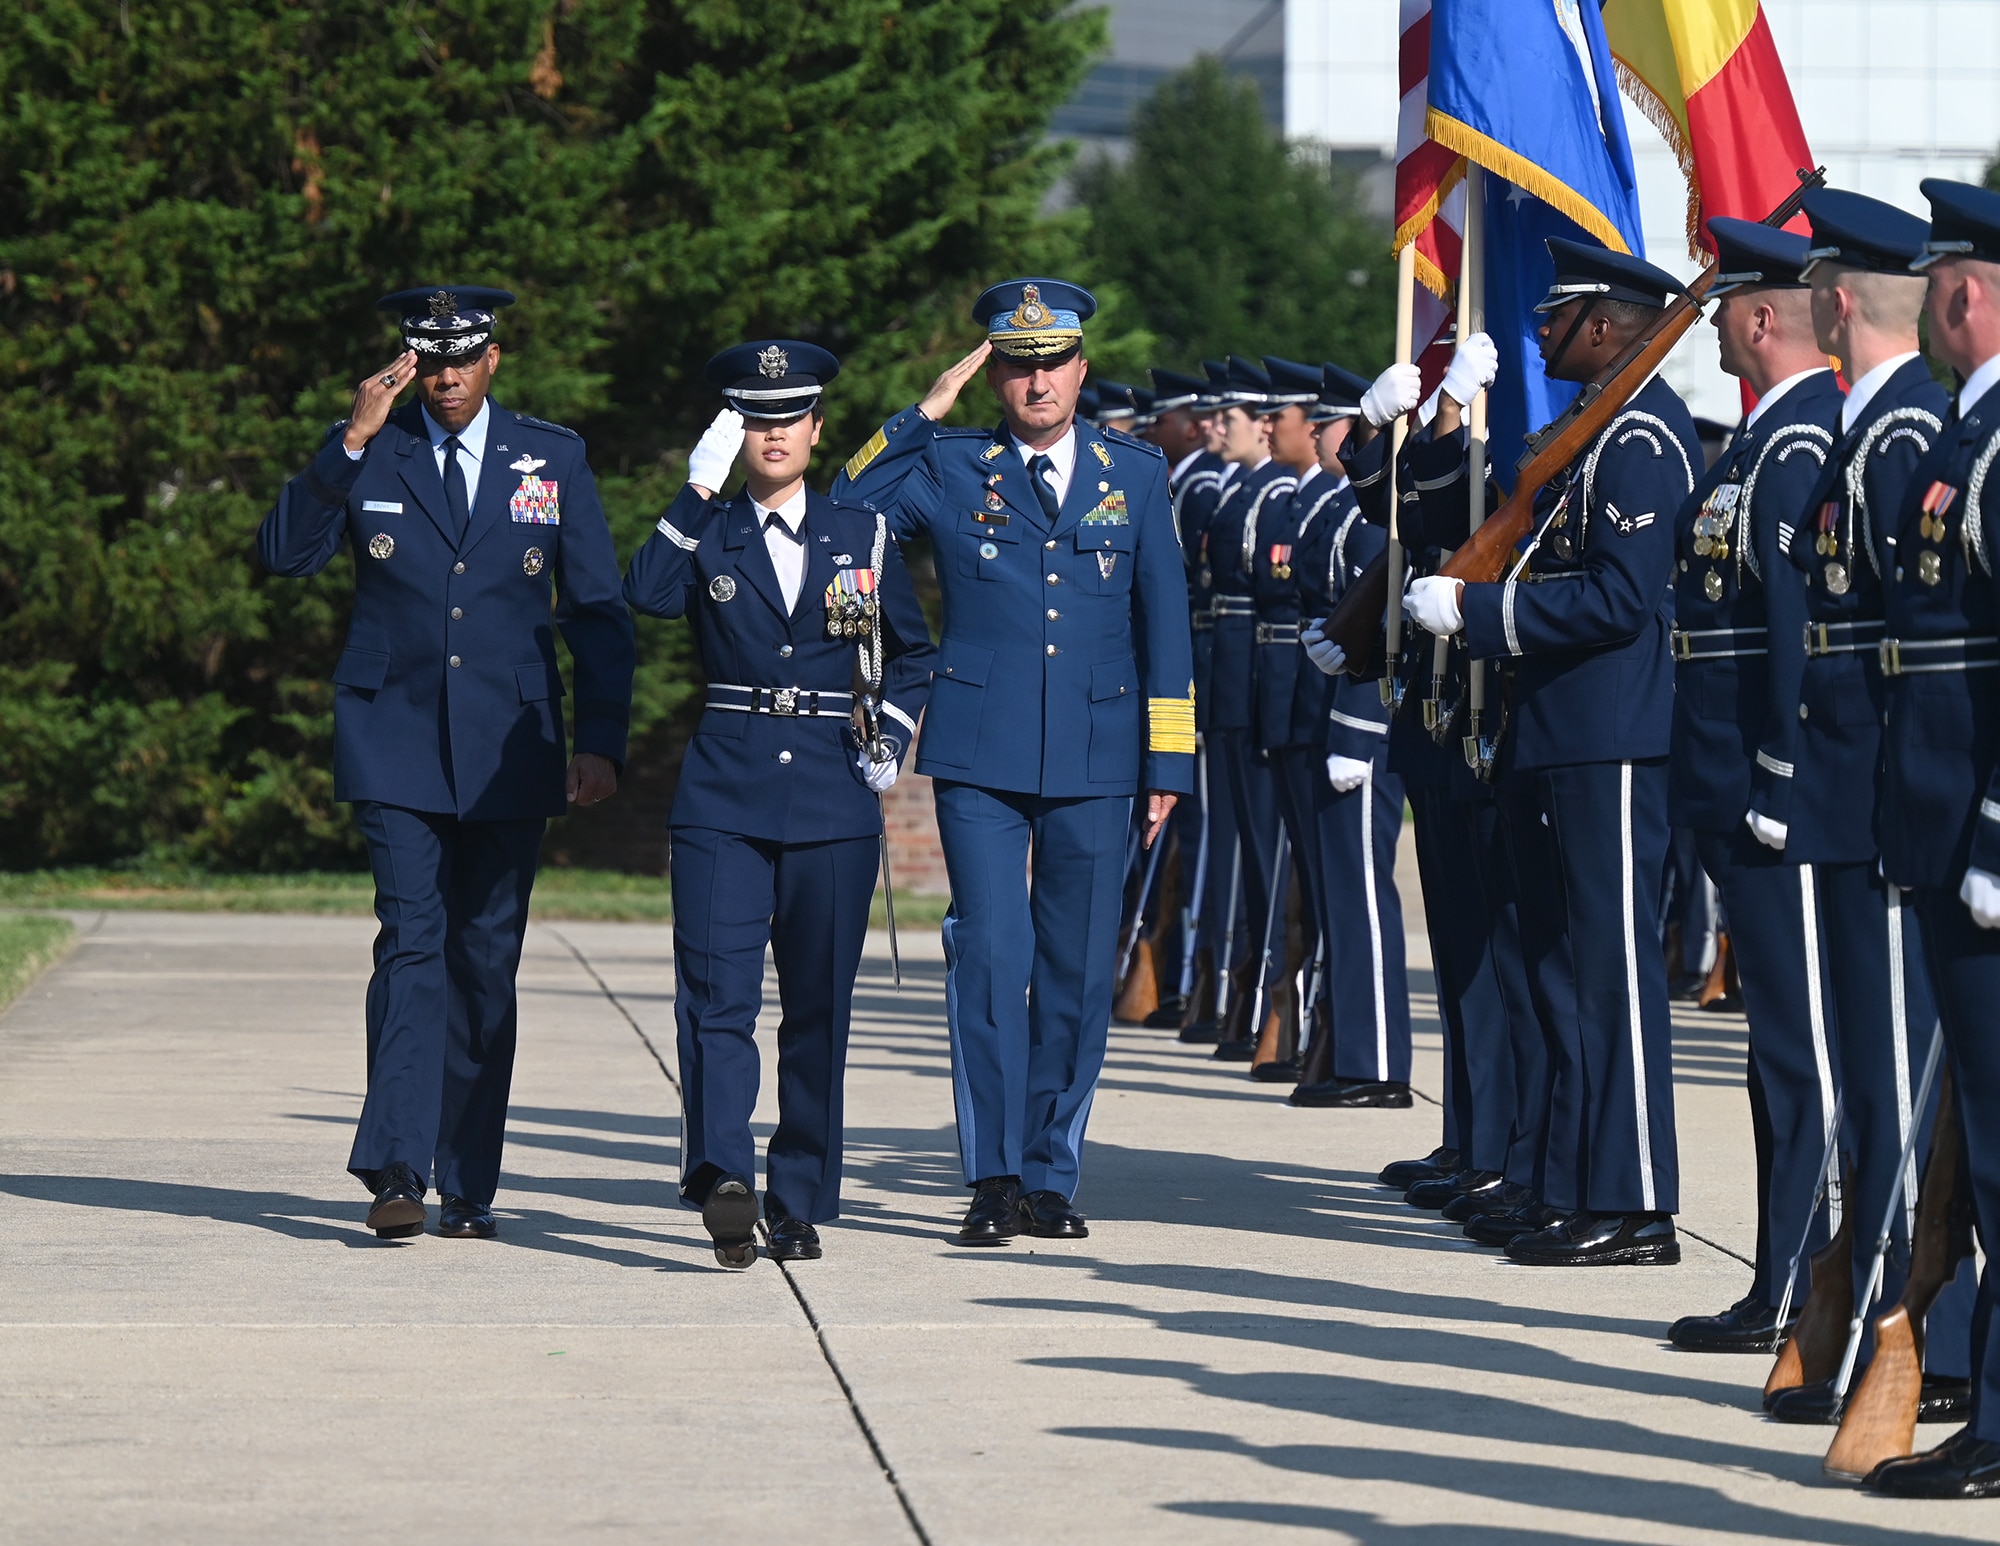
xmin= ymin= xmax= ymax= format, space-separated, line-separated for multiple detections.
xmin=557 ymin=924 xmax=933 ymax=1546
xmin=1678 ymin=1225 xmax=1755 ymax=1269
xmin=543 ymin=922 xmax=680 ymax=1094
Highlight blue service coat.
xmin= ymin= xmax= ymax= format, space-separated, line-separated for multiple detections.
xmin=1250 ymin=467 xmax=1341 ymax=751
xmin=624 ymin=485 xmax=935 ymax=844
xmin=1776 ymin=358 xmax=1951 ymax=863
xmin=258 ymin=400 xmax=635 ymax=821
xmin=1669 ymin=371 xmax=1843 ymax=833
xmin=1204 ymin=458 xmax=1299 ymax=735
xmin=833 ymin=411 xmax=1194 ymax=796
xmin=1178 ymin=454 xmax=1234 ymax=735
xmin=1282 ymin=471 xmax=1365 ymax=749
xmin=1458 ymin=376 xmax=1699 ymax=771
xmin=1880 ymin=381 xmax=2000 ymax=890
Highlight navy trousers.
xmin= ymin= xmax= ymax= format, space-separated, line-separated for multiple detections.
xmin=935 ymin=783 xmax=1130 ymax=1198
xmin=1200 ymin=734 xmax=1248 ymax=1008
xmin=1915 ymin=888 xmax=2000 ymax=1436
xmin=348 ymin=802 xmax=545 ymax=1204
xmin=1415 ymin=790 xmax=1538 ymax=1175
xmin=1816 ymin=862 xmax=1971 ymax=1373
xmin=669 ymin=825 xmax=877 ymax=1224
xmin=1532 ymin=759 xmax=1680 ymax=1215
xmin=1694 ymin=829 xmax=1838 ymax=1308
xmin=1272 ymin=746 xmax=1324 ymax=1011
xmin=1209 ymin=729 xmax=1288 ymax=999
xmin=1497 ymin=774 xmax=1581 ymax=1204
xmin=1305 ymin=757 xmax=1412 ymax=1083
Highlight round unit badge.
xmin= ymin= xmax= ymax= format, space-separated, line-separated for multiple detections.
xmin=523 ymin=546 xmax=545 ymax=577
xmin=978 ymin=541 xmax=999 ymax=561
xmin=1824 ymin=562 xmax=1851 ymax=596
xmin=368 ymin=533 xmax=394 ymax=560
xmin=1703 ymin=570 xmax=1724 ymax=601
xmin=709 ymin=574 xmax=737 ymax=602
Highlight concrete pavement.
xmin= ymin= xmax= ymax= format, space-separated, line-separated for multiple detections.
xmin=1 ymin=887 xmax=1991 ymax=1543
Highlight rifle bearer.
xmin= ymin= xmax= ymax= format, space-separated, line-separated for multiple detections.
xmin=1405 ymin=239 xmax=1696 ymax=1267
xmin=1660 ymin=218 xmax=1845 ymax=1351
xmin=1866 ymin=179 xmax=2000 ymax=1499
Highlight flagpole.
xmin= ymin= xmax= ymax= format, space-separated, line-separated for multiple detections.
xmin=1380 ymin=240 xmax=1418 ymax=708
xmin=1458 ymin=164 xmax=1492 ymax=773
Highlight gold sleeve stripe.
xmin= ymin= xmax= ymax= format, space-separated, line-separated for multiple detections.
xmin=1148 ymin=696 xmax=1196 ymax=755
xmin=843 ymin=427 xmax=888 ymax=482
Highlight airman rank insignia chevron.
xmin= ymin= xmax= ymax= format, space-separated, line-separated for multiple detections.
xmin=843 ymin=427 xmax=888 ymax=482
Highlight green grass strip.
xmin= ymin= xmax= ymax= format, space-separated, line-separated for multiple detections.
xmin=0 ymin=914 xmax=77 ymax=1015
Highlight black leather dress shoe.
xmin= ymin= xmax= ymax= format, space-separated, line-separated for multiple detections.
xmin=1178 ymin=1019 xmax=1223 ymax=1045
xmin=1379 ymin=1148 xmax=1460 ymax=1190
xmin=763 ymin=1209 xmax=822 ymax=1263
xmin=1019 ymin=1189 xmax=1089 ymax=1239
xmin=701 ymin=1172 xmax=760 ymax=1269
xmin=1867 ymin=1427 xmax=2000 ymax=1496
xmin=1212 ymin=1037 xmax=1256 ymax=1061
xmin=1442 ymin=1179 xmax=1531 ymax=1223
xmin=1920 ymin=1376 xmax=1973 ymax=1423
xmin=1764 ymin=1377 xmax=1836 ymax=1421
xmin=365 ymin=1161 xmax=425 ymax=1239
xmin=1143 ymin=995 xmax=1188 ymax=1029
xmin=1766 ymin=1372 xmax=1969 ymax=1424
xmin=1289 ymin=1078 xmax=1413 ymax=1108
xmin=1463 ymin=1199 xmax=1559 ymax=1247
xmin=437 ymin=1194 xmax=496 ymax=1239
xmin=1668 ymin=1294 xmax=1790 ymax=1353
xmin=1505 ymin=1210 xmax=1680 ymax=1266
xmin=1249 ymin=1056 xmax=1300 ymax=1084
xmin=955 ymin=1176 xmax=1024 ymax=1246
xmin=1405 ymin=1168 xmax=1499 ymax=1212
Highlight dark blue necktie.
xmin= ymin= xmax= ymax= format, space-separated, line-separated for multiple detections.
xmin=443 ymin=434 xmax=470 ymax=539
xmin=1030 ymin=453 xmax=1061 ymax=521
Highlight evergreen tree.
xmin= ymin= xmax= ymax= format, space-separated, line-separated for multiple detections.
xmin=0 ymin=0 xmax=1104 ymax=868
xmin=1073 ymin=57 xmax=1396 ymax=372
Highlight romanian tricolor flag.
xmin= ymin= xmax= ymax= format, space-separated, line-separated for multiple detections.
xmin=1602 ymin=0 xmax=1814 ymax=254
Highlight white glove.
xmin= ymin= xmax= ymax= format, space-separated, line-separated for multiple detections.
xmin=1327 ymin=754 xmax=1372 ymax=792
xmin=1301 ymin=619 xmax=1347 ymax=677
xmin=1441 ymin=331 xmax=1500 ymax=408
xmin=1962 ymin=867 xmax=2000 ymax=929
xmin=859 ymin=752 xmax=898 ymax=793
xmin=1745 ymin=809 xmax=1788 ymax=851
xmin=1361 ymin=362 xmax=1423 ymax=428
xmin=1405 ymin=575 xmax=1464 ymax=636
xmin=687 ymin=408 xmax=745 ymax=492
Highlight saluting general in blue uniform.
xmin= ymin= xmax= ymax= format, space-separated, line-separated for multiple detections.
xmin=259 ymin=285 xmax=635 ymax=1241
xmin=624 ymin=343 xmax=934 ymax=1269
xmin=1658 ymin=219 xmax=1845 ymax=1355
xmin=1407 ymin=241 xmax=1697 ymax=1268
xmin=1866 ymin=180 xmax=2000 ymax=1499
xmin=833 ymin=279 xmax=1195 ymax=1245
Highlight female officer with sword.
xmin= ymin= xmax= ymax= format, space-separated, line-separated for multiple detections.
xmin=624 ymin=341 xmax=934 ymax=1269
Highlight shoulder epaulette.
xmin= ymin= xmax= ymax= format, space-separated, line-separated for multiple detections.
xmin=1103 ymin=425 xmax=1166 ymax=459
xmin=512 ymin=412 xmax=582 ymax=441
xmin=934 ymin=426 xmax=993 ymax=439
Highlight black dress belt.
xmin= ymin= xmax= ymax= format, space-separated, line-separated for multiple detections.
xmin=705 ymin=685 xmax=855 ymax=718
xmin=1671 ymin=626 xmax=1767 ymax=662
xmin=1803 ymin=619 xmax=1885 ymax=657
xmin=1876 ymin=636 xmax=2000 ymax=677
xmin=1255 ymin=622 xmax=1301 ymax=645
xmin=1210 ymin=596 xmax=1256 ymax=616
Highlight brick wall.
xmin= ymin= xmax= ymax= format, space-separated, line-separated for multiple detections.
xmin=883 ymin=769 xmax=950 ymax=895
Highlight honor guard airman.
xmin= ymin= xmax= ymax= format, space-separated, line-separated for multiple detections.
xmin=1658 ymin=219 xmax=1845 ymax=1352
xmin=1406 ymin=240 xmax=1697 ymax=1267
xmin=833 ymin=279 xmax=1194 ymax=1245
xmin=1862 ymin=180 xmax=2000 ymax=1496
xmin=258 ymin=284 xmax=635 ymax=1241
xmin=623 ymin=342 xmax=933 ymax=1268
xmin=1756 ymin=190 xmax=1972 ymax=1422
xmin=1199 ymin=358 xmax=1298 ymax=1060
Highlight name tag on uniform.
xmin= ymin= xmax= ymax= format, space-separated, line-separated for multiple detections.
xmin=1081 ymin=491 xmax=1129 ymax=524
xmin=361 ymin=500 xmax=403 ymax=514
xmin=510 ymin=475 xmax=561 ymax=525
xmin=972 ymin=509 xmax=1009 ymax=528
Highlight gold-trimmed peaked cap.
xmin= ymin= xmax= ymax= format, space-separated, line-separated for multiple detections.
xmin=974 ymin=277 xmax=1096 ymax=359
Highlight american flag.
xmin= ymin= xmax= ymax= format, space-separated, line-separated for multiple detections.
xmin=1394 ymin=0 xmax=1463 ymax=389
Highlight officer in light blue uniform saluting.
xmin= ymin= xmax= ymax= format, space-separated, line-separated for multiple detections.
xmin=259 ymin=285 xmax=635 ymax=1241
xmin=833 ymin=279 xmax=1195 ymax=1245
xmin=624 ymin=342 xmax=934 ymax=1269
xmin=1659 ymin=219 xmax=1845 ymax=1353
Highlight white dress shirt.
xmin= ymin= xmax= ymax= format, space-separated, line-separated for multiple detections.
xmin=753 ymin=486 xmax=810 ymax=612
xmin=1841 ymin=351 xmax=1922 ymax=434
xmin=1745 ymin=367 xmax=1831 ymax=430
xmin=1960 ymin=352 xmax=2000 ymax=418
xmin=421 ymin=400 xmax=490 ymax=509
xmin=1013 ymin=424 xmax=1078 ymax=508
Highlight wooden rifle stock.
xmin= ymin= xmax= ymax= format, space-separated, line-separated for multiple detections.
xmin=1321 ymin=166 xmax=1826 ymax=668
xmin=1824 ymin=1073 xmax=1975 ymax=1478
xmin=1765 ymin=1172 xmax=1855 ymax=1399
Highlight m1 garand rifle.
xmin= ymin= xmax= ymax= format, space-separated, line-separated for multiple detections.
xmin=1318 ymin=167 xmax=1828 ymax=668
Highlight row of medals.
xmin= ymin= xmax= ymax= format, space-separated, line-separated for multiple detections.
xmin=1693 ymin=489 xmax=1735 ymax=600
xmin=1808 ymin=506 xmax=1948 ymax=595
